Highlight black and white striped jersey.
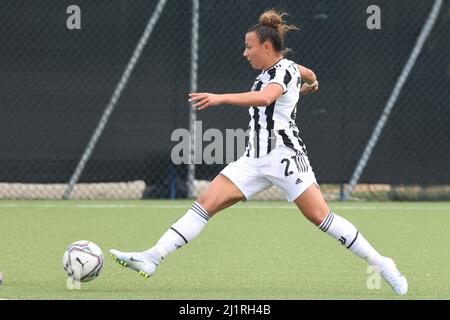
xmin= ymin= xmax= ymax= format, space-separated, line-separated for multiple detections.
xmin=245 ymin=58 xmax=307 ymax=158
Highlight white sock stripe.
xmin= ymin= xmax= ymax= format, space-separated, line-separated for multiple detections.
xmin=318 ymin=212 xmax=331 ymax=230
xmin=191 ymin=203 xmax=210 ymax=221
xmin=319 ymin=212 xmax=332 ymax=230
xmin=192 ymin=202 xmax=206 ymax=215
xmin=323 ymin=213 xmax=335 ymax=232
xmin=319 ymin=212 xmax=334 ymax=231
xmin=191 ymin=204 xmax=209 ymax=219
xmin=193 ymin=202 xmax=210 ymax=217
xmin=191 ymin=207 xmax=209 ymax=222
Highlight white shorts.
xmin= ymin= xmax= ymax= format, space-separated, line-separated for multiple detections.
xmin=220 ymin=145 xmax=318 ymax=202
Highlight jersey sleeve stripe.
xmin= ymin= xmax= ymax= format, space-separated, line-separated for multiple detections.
xmin=265 ymin=102 xmax=275 ymax=154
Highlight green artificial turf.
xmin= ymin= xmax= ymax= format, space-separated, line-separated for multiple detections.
xmin=0 ymin=200 xmax=449 ymax=299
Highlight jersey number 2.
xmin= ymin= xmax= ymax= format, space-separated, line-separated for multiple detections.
xmin=281 ymin=156 xmax=301 ymax=177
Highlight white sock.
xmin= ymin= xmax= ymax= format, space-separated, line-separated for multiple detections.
xmin=318 ymin=212 xmax=383 ymax=266
xmin=146 ymin=202 xmax=210 ymax=261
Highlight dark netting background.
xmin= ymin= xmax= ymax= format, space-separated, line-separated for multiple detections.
xmin=0 ymin=0 xmax=449 ymax=199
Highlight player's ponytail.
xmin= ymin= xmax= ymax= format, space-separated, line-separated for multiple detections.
xmin=248 ymin=10 xmax=298 ymax=55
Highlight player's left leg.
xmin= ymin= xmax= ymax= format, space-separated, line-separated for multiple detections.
xmin=293 ymin=184 xmax=408 ymax=295
xmin=264 ymin=145 xmax=407 ymax=295
xmin=294 ymin=184 xmax=384 ymax=262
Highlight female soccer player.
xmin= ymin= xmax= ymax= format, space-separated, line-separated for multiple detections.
xmin=110 ymin=10 xmax=407 ymax=295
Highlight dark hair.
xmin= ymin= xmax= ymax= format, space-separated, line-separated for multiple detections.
xmin=247 ymin=10 xmax=298 ymax=54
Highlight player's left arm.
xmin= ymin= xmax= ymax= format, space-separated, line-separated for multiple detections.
xmin=189 ymin=84 xmax=283 ymax=111
xmin=297 ymin=64 xmax=319 ymax=95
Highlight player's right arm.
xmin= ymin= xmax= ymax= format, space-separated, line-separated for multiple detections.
xmin=188 ymin=83 xmax=283 ymax=111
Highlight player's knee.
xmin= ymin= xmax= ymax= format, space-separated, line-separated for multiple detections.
xmin=314 ymin=214 xmax=327 ymax=227
xmin=304 ymin=208 xmax=329 ymax=226
xmin=196 ymin=194 xmax=223 ymax=217
xmin=196 ymin=192 xmax=242 ymax=217
xmin=195 ymin=194 xmax=212 ymax=215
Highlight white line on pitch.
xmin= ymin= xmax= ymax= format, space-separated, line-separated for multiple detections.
xmin=0 ymin=203 xmax=449 ymax=211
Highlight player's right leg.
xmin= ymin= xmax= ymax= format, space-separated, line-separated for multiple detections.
xmin=110 ymin=174 xmax=245 ymax=278
xmin=110 ymin=150 xmax=275 ymax=279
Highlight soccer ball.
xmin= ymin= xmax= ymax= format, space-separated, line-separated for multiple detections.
xmin=63 ymin=240 xmax=104 ymax=282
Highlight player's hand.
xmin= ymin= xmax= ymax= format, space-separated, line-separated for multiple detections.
xmin=189 ymin=93 xmax=222 ymax=110
xmin=300 ymin=81 xmax=319 ymax=95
